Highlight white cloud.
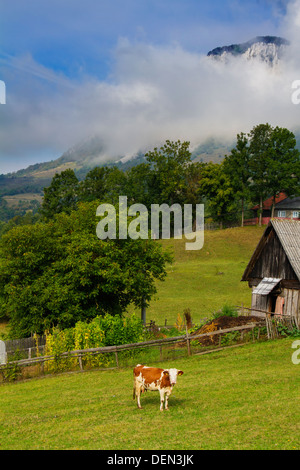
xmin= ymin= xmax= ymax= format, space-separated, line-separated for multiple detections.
xmin=2 ymin=2 xmax=300 ymax=173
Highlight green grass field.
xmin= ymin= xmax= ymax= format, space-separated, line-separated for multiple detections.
xmin=0 ymin=226 xmax=299 ymax=450
xmin=129 ymin=225 xmax=265 ymax=325
xmin=0 ymin=338 xmax=299 ymax=450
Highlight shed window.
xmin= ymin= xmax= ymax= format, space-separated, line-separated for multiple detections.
xmin=277 ymin=211 xmax=286 ymax=218
xmin=292 ymin=211 xmax=299 ymax=219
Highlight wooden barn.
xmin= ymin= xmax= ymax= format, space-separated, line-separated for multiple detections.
xmin=241 ymin=219 xmax=300 ymax=327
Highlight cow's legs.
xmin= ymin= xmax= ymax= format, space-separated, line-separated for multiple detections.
xmin=165 ymin=390 xmax=172 ymax=410
xmin=134 ymin=380 xmax=143 ymax=409
xmin=136 ymin=386 xmax=142 ymax=409
xmin=159 ymin=389 xmax=165 ymax=411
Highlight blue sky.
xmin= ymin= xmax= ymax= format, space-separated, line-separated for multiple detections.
xmin=0 ymin=0 xmax=297 ymax=173
xmin=0 ymin=0 xmax=286 ymax=80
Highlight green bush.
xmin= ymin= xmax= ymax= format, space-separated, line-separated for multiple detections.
xmin=99 ymin=313 xmax=144 ymax=346
xmin=42 ymin=313 xmax=145 ymax=372
xmin=212 ymin=304 xmax=238 ymax=320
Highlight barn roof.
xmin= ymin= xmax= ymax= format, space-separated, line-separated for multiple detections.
xmin=251 ymin=192 xmax=287 ymax=210
xmin=275 ymin=197 xmax=300 ymax=210
xmin=242 ymin=219 xmax=300 ymax=282
xmin=271 ymin=219 xmax=300 ymax=280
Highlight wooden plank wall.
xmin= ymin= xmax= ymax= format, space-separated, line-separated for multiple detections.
xmin=251 ymin=290 xmax=268 ymax=316
xmin=251 ymin=288 xmax=300 ymax=325
xmin=283 ymin=288 xmax=300 ymax=324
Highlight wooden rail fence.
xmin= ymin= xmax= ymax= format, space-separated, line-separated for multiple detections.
xmin=0 ymin=323 xmax=260 ymax=378
xmin=238 ymin=305 xmax=299 ymax=339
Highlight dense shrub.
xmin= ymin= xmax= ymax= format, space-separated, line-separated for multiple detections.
xmin=212 ymin=304 xmax=238 ymax=320
xmin=43 ymin=313 xmax=144 ymax=372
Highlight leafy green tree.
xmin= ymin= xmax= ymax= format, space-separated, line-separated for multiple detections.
xmin=223 ymin=132 xmax=251 ymax=226
xmin=103 ymin=167 xmax=127 ymax=204
xmin=267 ymin=126 xmax=300 ymax=215
xmin=248 ymin=123 xmax=300 ymax=223
xmin=78 ymin=166 xmax=128 ymax=205
xmin=0 ymin=201 xmax=172 ymax=338
xmin=124 ymin=163 xmax=152 ymax=206
xmin=145 ymin=140 xmax=192 ymax=205
xmin=0 ymin=212 xmax=41 ymax=238
xmin=198 ymin=162 xmax=236 ymax=228
xmin=248 ymin=123 xmax=273 ymax=225
xmin=40 ymin=169 xmax=79 ymax=220
xmin=78 ymin=167 xmax=108 ymax=202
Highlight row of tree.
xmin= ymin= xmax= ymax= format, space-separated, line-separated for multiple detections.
xmin=0 ymin=123 xmax=299 ymax=338
xmin=224 ymin=123 xmax=300 ymax=225
xmin=39 ymin=124 xmax=300 ymax=227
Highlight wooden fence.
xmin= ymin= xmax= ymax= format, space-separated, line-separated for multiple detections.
xmin=5 ymin=335 xmax=46 ymax=354
xmin=238 ymin=306 xmax=299 ymax=339
xmin=0 ymin=323 xmax=261 ymax=381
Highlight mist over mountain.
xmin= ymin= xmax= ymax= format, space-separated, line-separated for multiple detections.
xmin=207 ymin=36 xmax=290 ymax=66
xmin=1 ymin=24 xmax=300 ymax=218
xmin=21 ymin=35 xmax=291 ymax=174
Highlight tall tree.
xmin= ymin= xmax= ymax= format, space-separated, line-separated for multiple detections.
xmin=40 ymin=169 xmax=79 ymax=220
xmin=124 ymin=163 xmax=152 ymax=206
xmin=223 ymin=132 xmax=251 ymax=226
xmin=0 ymin=201 xmax=172 ymax=337
xmin=248 ymin=123 xmax=273 ymax=226
xmin=103 ymin=167 xmax=127 ymax=205
xmin=268 ymin=126 xmax=300 ymax=216
xmin=197 ymin=162 xmax=236 ymax=228
xmin=145 ymin=140 xmax=192 ymax=205
xmin=78 ymin=166 xmax=108 ymax=202
xmin=248 ymin=123 xmax=300 ymax=224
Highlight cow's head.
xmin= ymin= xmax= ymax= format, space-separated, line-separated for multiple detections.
xmin=163 ymin=368 xmax=184 ymax=386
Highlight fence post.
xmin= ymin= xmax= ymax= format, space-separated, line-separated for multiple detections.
xmin=115 ymin=348 xmax=119 ymax=368
xmin=78 ymin=354 xmax=83 ymax=371
xmin=186 ymin=325 xmax=191 ymax=356
xmin=0 ymin=340 xmax=7 ymax=365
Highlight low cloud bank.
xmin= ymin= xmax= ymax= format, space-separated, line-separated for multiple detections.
xmin=1 ymin=0 xmax=300 ymax=172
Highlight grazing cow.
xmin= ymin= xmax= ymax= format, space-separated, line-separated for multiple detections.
xmin=133 ymin=364 xmax=184 ymax=411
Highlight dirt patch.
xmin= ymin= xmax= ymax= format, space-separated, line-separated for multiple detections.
xmin=190 ymin=315 xmax=264 ymax=346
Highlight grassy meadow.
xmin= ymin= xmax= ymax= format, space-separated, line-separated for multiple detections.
xmin=130 ymin=225 xmax=265 ymax=325
xmin=0 ymin=225 xmax=299 ymax=451
xmin=0 ymin=338 xmax=299 ymax=450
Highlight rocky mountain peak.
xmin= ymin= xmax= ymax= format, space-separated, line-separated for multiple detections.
xmin=207 ymin=36 xmax=289 ymax=66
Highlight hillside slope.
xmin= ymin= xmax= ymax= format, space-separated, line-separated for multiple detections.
xmin=129 ymin=226 xmax=265 ymax=325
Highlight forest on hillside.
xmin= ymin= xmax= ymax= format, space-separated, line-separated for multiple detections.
xmin=0 ymin=124 xmax=299 ymax=338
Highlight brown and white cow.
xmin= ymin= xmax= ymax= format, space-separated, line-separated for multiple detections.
xmin=133 ymin=364 xmax=184 ymax=411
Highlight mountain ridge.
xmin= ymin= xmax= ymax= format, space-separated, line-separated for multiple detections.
xmin=2 ymin=35 xmax=290 ymax=182
xmin=207 ymin=35 xmax=289 ymax=57
xmin=0 ymin=35 xmax=296 ymax=221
